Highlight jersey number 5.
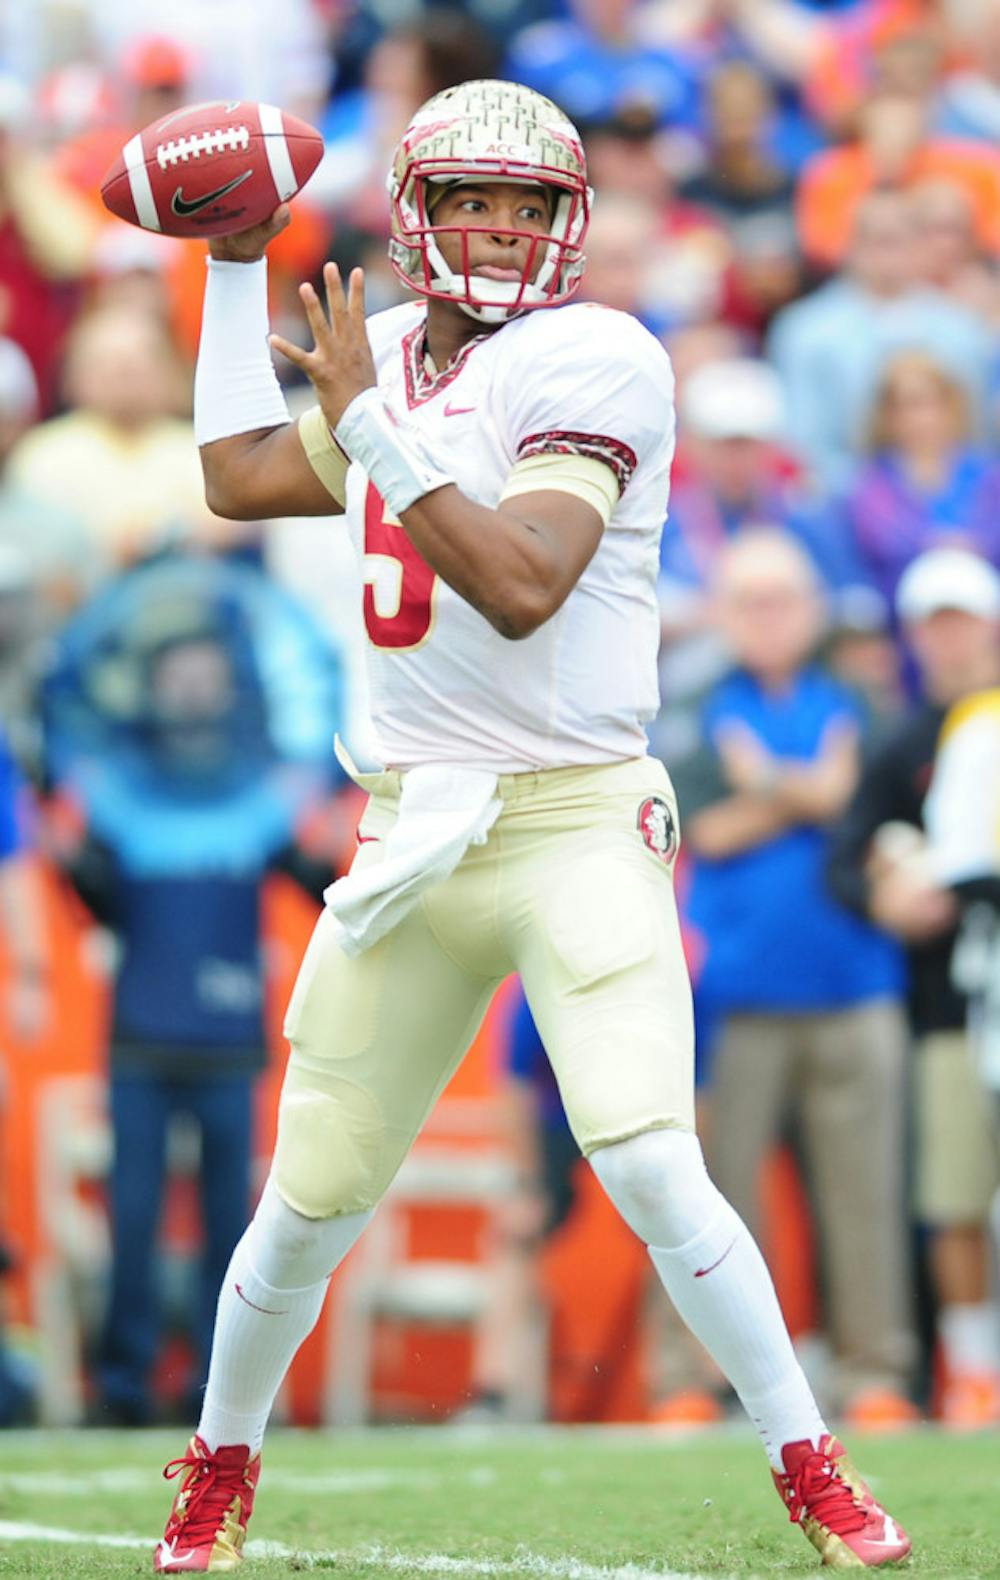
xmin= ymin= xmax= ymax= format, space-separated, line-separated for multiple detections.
xmin=362 ymin=481 xmax=437 ymax=649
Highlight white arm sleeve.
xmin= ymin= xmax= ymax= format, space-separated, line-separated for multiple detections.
xmin=193 ymin=258 xmax=291 ymax=446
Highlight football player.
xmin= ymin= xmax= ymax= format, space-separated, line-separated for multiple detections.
xmin=155 ymin=80 xmax=910 ymax=1572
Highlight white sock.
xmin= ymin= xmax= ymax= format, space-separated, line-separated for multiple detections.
xmin=938 ymin=1301 xmax=1000 ymax=1376
xmin=592 ymin=1130 xmax=827 ymax=1470
xmin=198 ymin=1178 xmax=372 ymax=1454
xmin=648 ymin=1208 xmax=827 ymax=1468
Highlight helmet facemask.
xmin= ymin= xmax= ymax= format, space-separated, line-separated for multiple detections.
xmin=387 ymin=81 xmax=591 ymax=325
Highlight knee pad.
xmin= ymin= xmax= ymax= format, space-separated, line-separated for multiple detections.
xmin=589 ymin=1127 xmax=725 ymax=1248
xmin=273 ymin=1076 xmax=386 ymax=1218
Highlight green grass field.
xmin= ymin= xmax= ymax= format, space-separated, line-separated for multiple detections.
xmin=0 ymin=1426 xmax=997 ymax=1579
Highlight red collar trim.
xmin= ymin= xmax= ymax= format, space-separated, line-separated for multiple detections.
xmin=401 ymin=320 xmax=490 ymax=410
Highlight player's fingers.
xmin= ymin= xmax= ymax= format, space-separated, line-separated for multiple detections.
xmin=269 ymin=331 xmax=308 ymax=368
xmin=324 ymin=261 xmax=348 ymax=329
xmin=264 ymin=203 xmax=292 ymax=239
xmin=298 ymin=281 xmax=331 ymax=346
xmin=347 ymin=267 xmax=366 ymax=326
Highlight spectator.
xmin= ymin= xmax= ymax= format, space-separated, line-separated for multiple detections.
xmin=796 ymin=88 xmax=1000 ymax=271
xmin=0 ymin=725 xmax=49 ymax=1046
xmin=50 ymin=35 xmax=193 ymax=225
xmin=801 ymin=4 xmax=954 ymax=138
xmin=910 ymin=177 xmax=1000 ymax=328
xmin=933 ymin=0 xmax=1000 ymax=145
xmin=50 ymin=35 xmax=333 ymax=370
xmin=317 ymin=10 xmax=500 ymax=234
xmin=0 ymin=336 xmax=93 ymax=761
xmin=663 ymin=356 xmax=865 ymax=607
xmin=81 ymin=7 xmax=332 ymax=124
xmin=464 ymin=990 xmax=582 ymax=1422
xmin=42 ymin=556 xmax=343 ymax=1425
xmin=768 ymin=189 xmax=993 ymax=492
xmin=679 ymin=62 xmax=806 ymax=338
xmin=0 ymin=722 xmax=49 ymax=1424
xmin=840 ymin=350 xmax=1000 ymax=614
xmin=673 ymin=529 xmax=916 ymax=1427
xmin=5 ymin=305 xmax=240 ymax=569
xmin=86 ymin=223 xmax=182 ymax=325
xmin=583 ymin=107 xmax=731 ymax=330
xmin=504 ymin=0 xmax=700 ymax=132
xmin=681 ymin=62 xmax=796 ymax=234
xmin=577 ymin=194 xmax=660 ymax=322
xmin=828 ymin=547 xmax=1000 ymax=1427
xmin=653 ymin=357 xmax=860 ymax=764
xmin=0 ymin=72 xmax=97 ymax=412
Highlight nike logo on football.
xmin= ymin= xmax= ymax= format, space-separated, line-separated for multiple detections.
xmin=443 ymin=401 xmax=476 ymax=416
xmin=171 ymin=169 xmax=253 ymax=217
xmin=235 ymin=1281 xmax=289 ymax=1316
xmin=694 ymin=1237 xmax=738 ymax=1278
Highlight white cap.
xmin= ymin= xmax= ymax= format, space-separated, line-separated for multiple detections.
xmin=681 ymin=357 xmax=786 ymax=442
xmin=896 ymin=547 xmax=1000 ymax=623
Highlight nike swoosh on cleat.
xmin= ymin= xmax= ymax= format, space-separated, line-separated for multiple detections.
xmin=694 ymin=1237 xmax=738 ymax=1278
xmin=157 ymin=1539 xmax=197 ymax=1566
xmin=443 ymin=401 xmax=476 ymax=416
xmin=235 ymin=1282 xmax=289 ymax=1316
xmin=171 ymin=169 xmax=253 ymax=217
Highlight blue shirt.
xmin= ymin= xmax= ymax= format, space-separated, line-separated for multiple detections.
xmin=0 ymin=732 xmax=21 ymax=861
xmin=503 ymin=20 xmax=700 ymax=128
xmin=75 ymin=755 xmax=307 ymax=1052
xmin=682 ymin=667 xmax=904 ymax=1012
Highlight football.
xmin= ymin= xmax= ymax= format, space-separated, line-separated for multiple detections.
xmin=100 ymin=100 xmax=324 ymax=239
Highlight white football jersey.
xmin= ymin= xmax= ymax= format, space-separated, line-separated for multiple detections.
xmin=340 ymin=299 xmax=675 ymax=772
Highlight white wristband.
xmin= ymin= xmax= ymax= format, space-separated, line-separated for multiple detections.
xmin=194 ymin=257 xmax=291 ymax=445
xmin=334 ymin=388 xmax=454 ymax=516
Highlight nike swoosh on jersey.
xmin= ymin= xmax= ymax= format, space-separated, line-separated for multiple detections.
xmin=171 ymin=169 xmax=253 ymax=217
xmin=443 ymin=401 xmax=476 ymax=416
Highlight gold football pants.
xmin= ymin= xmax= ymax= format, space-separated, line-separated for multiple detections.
xmin=275 ymin=756 xmax=695 ymax=1217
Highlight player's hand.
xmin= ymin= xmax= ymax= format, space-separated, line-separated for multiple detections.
xmin=208 ymin=203 xmax=292 ymax=262
xmin=269 ymin=262 xmax=377 ymax=429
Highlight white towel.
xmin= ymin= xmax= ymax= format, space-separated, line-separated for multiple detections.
xmin=324 ymin=764 xmax=502 ymax=956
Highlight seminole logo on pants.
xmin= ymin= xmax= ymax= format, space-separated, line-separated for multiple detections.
xmin=637 ymin=795 xmax=677 ymax=864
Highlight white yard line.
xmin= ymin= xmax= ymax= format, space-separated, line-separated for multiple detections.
xmin=0 ymin=1521 xmax=716 ymax=1580
xmin=0 ymin=1466 xmax=497 ymax=1495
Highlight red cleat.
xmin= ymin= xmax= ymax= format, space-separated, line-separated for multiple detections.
xmin=154 ymin=1436 xmax=260 ymax=1572
xmin=773 ymin=1434 xmax=911 ymax=1569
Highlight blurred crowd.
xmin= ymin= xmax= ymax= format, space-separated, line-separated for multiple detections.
xmin=0 ymin=0 xmax=998 ymax=1436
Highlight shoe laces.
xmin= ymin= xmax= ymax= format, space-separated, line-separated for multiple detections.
xmin=163 ymin=1447 xmax=248 ymax=1548
xmin=781 ymin=1449 xmax=867 ymax=1536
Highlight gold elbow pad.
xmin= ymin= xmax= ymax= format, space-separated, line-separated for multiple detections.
xmin=299 ymin=404 xmax=350 ymax=508
xmin=499 ymin=452 xmax=620 ymax=526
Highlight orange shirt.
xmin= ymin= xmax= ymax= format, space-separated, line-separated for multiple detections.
xmin=804 ymin=0 xmax=947 ymax=131
xmin=796 ymin=139 xmax=1000 ymax=268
